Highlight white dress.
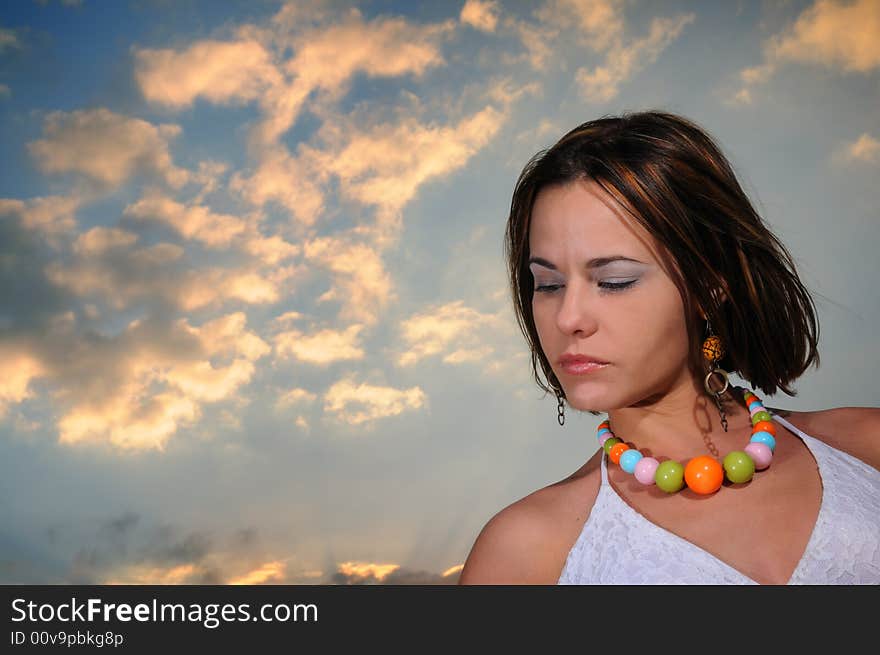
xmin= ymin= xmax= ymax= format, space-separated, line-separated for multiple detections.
xmin=557 ymin=414 xmax=880 ymax=584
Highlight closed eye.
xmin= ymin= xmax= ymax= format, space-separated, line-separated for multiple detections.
xmin=599 ymin=279 xmax=637 ymax=292
xmin=534 ymin=280 xmax=637 ymax=294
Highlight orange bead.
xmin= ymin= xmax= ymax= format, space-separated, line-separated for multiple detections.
xmin=702 ymin=335 xmax=724 ymax=362
xmin=684 ymin=455 xmax=724 ymax=494
xmin=752 ymin=420 xmax=776 ymax=436
xmin=609 ymin=442 xmax=630 ymax=465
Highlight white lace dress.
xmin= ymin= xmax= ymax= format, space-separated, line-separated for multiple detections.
xmin=557 ymin=414 xmax=880 ymax=584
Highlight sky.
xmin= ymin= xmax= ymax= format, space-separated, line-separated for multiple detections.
xmin=0 ymin=0 xmax=878 ymax=585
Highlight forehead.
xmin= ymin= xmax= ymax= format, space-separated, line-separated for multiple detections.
xmin=528 ymin=180 xmax=658 ymax=262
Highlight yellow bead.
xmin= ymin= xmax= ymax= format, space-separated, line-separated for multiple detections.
xmin=702 ymin=335 xmax=724 ymax=362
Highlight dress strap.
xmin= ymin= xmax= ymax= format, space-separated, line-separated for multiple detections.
xmin=599 ymin=448 xmax=609 ymax=485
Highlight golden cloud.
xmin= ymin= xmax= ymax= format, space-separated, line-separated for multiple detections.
xmin=274 ymin=324 xmax=366 ymax=365
xmin=0 ymin=345 xmax=45 ymax=419
xmin=767 ymin=0 xmax=880 ymax=73
xmin=396 ymin=300 xmax=502 ymax=367
xmin=323 ymin=376 xmax=426 ymax=425
xmin=460 ymin=0 xmax=500 ymax=32
xmin=575 ymin=12 xmax=695 ymax=102
xmin=732 ymin=0 xmax=880 ymax=104
xmin=303 ymin=235 xmax=396 ymax=326
xmin=27 ymin=108 xmax=189 ymax=189
xmin=124 ymin=193 xmax=248 ymax=248
xmin=0 ymin=195 xmax=81 ymax=245
xmin=135 ymin=39 xmax=282 ymax=108
xmin=228 ymin=560 xmax=286 ymax=585
xmin=54 ymin=313 xmax=269 ymax=451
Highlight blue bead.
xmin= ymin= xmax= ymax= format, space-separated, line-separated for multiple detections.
xmin=750 ymin=431 xmax=776 ymax=452
xmin=748 ymin=400 xmax=763 ymax=412
xmin=619 ymin=449 xmax=644 ymax=474
xmin=596 ymin=428 xmax=611 ymax=441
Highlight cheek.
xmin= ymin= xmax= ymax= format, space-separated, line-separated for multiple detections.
xmin=618 ymin=287 xmax=689 ymax=363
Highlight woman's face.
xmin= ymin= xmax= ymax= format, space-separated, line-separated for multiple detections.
xmin=528 ymin=179 xmax=693 ymax=412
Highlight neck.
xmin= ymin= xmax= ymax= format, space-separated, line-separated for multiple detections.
xmin=605 ymin=376 xmax=754 ymax=462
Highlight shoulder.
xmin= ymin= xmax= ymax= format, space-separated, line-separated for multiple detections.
xmin=768 ymin=406 xmax=880 ymax=471
xmin=458 ymin=449 xmax=603 ymax=585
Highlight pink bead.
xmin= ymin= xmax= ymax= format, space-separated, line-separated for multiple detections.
xmin=744 ymin=442 xmax=773 ymax=470
xmin=634 ymin=457 xmax=660 ymax=485
xmin=749 ymin=404 xmax=765 ymax=417
xmin=598 ymin=432 xmax=615 ymax=447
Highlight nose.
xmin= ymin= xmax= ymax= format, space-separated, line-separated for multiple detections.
xmin=555 ymin=279 xmax=599 ymax=337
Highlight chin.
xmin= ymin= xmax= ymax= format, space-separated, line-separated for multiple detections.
xmin=563 ymin=386 xmax=612 ymax=414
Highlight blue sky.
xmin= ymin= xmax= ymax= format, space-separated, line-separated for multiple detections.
xmin=1 ymin=0 xmax=878 ymax=584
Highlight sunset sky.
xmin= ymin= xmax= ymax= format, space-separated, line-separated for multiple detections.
xmin=1 ymin=0 xmax=878 ymax=584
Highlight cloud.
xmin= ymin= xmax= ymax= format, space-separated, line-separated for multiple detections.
xmin=261 ymin=9 xmax=455 ymax=146
xmin=136 ymin=8 xmax=454 ymax=149
xmin=575 ymin=12 xmax=696 ymax=102
xmin=228 ymin=560 xmax=286 ymax=585
xmin=39 ymin=312 xmax=270 ymax=451
xmin=396 ymin=300 xmax=503 ymax=367
xmin=72 ymin=226 xmax=139 ymax=256
xmin=0 ymin=194 xmax=81 ymax=246
xmin=732 ymin=0 xmax=880 ymax=104
xmin=0 ymin=27 xmax=20 ymax=52
xmin=303 ymin=235 xmax=396 ymax=326
xmin=515 ymin=118 xmax=561 ymax=146
xmin=503 ymin=16 xmax=556 ymax=71
xmin=274 ymin=324 xmax=366 ymax=365
xmin=46 ymin=239 xmax=284 ymax=311
xmin=62 ymin=514 xmax=289 ymax=584
xmin=243 ymin=233 xmax=302 ymax=266
xmin=0 ymin=342 xmax=45 ymax=419
xmin=504 ymin=1 xmax=693 ymax=101
xmin=768 ymin=0 xmax=880 ymax=73
xmin=275 ymin=387 xmax=318 ymax=410
xmin=27 ymin=108 xmax=189 ymax=190
xmin=460 ymin=0 xmax=500 ymax=32
xmin=123 ymin=192 xmax=248 ymax=248
xmin=322 ymin=375 xmax=426 ymax=426
xmin=303 ymin=104 xmax=506 ymax=247
xmin=831 ymin=132 xmax=880 ymax=166
xmin=134 ymin=39 xmax=282 ymax=109
xmin=330 ymin=560 xmax=460 ymax=584
xmin=312 ymin=105 xmax=504 ymax=211
xmin=537 ymin=0 xmax=626 ymax=52
xmin=228 ymin=145 xmax=325 ymax=227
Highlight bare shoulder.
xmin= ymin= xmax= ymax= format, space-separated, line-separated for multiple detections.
xmin=458 ymin=449 xmax=603 ymax=585
xmin=768 ymin=406 xmax=880 ymax=470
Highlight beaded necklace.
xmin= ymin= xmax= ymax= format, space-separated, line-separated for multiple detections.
xmin=596 ymin=386 xmax=777 ymax=494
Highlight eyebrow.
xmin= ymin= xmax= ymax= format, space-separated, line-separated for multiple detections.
xmin=527 ymin=255 xmax=645 ymax=270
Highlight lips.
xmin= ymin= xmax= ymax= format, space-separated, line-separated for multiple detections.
xmin=558 ymin=353 xmax=609 ymax=375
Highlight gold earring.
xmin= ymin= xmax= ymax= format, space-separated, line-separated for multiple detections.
xmin=702 ymin=318 xmax=730 ymax=432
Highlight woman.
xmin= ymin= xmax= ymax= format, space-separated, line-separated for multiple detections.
xmin=459 ymin=110 xmax=880 ymax=585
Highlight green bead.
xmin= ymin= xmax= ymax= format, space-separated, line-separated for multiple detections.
xmin=603 ymin=437 xmax=622 ymax=455
xmin=751 ymin=410 xmax=772 ymax=425
xmin=654 ymin=460 xmax=685 ymax=493
xmin=722 ymin=450 xmax=755 ymax=484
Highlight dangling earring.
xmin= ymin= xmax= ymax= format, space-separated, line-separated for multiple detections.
xmin=702 ymin=318 xmax=730 ymax=432
xmin=556 ymin=389 xmax=565 ymax=426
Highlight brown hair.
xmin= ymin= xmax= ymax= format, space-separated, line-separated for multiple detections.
xmin=504 ymin=110 xmax=820 ymax=410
